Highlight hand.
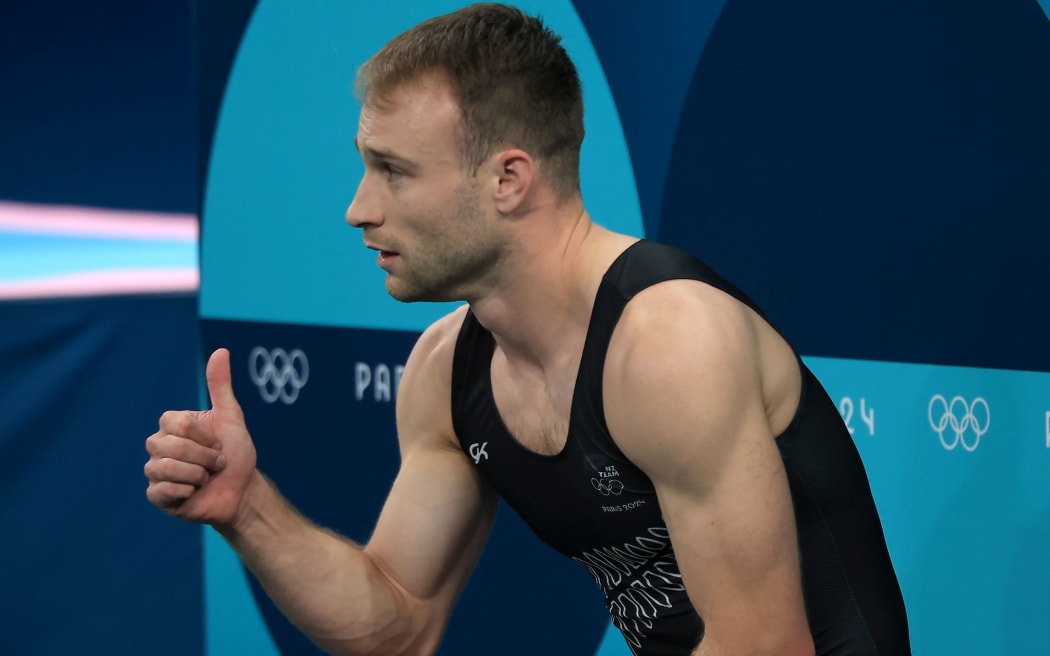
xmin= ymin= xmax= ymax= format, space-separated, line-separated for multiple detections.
xmin=145 ymin=348 xmax=257 ymax=527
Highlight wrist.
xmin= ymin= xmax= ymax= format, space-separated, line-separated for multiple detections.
xmin=216 ymin=469 xmax=270 ymax=542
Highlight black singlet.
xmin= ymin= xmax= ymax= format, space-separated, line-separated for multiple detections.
xmin=451 ymin=240 xmax=910 ymax=655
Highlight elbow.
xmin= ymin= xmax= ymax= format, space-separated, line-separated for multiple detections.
xmin=322 ymin=630 xmax=441 ymax=656
xmin=312 ymin=601 xmax=445 ymax=656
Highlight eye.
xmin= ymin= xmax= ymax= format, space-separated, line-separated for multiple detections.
xmin=382 ymin=163 xmax=403 ymax=182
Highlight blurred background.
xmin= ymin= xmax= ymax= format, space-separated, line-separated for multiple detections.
xmin=2 ymin=1 xmax=1049 ymax=654
xmin=0 ymin=1 xmax=204 ymax=654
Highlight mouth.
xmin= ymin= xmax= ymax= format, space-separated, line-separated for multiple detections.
xmin=365 ymin=242 xmax=399 ymax=256
xmin=366 ymin=244 xmax=400 ymax=268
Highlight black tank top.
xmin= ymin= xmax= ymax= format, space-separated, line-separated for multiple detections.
xmin=451 ymin=240 xmax=910 ymax=656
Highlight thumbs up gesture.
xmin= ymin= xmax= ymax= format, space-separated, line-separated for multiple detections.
xmin=145 ymin=348 xmax=258 ymax=527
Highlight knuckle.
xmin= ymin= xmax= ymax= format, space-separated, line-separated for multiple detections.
xmin=157 ymin=458 xmax=179 ymax=480
xmin=146 ymin=482 xmax=170 ymax=507
xmin=149 ymin=481 xmax=190 ymax=508
xmin=173 ymin=414 xmax=193 ymax=435
xmin=158 ymin=410 xmax=177 ymax=429
xmin=162 ymin=438 xmax=185 ymax=461
xmin=160 ymin=410 xmax=195 ymax=436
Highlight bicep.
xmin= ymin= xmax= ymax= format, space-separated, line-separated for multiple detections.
xmin=604 ymin=284 xmax=810 ymax=651
xmin=653 ymin=420 xmax=805 ymax=645
xmin=364 ymin=306 xmax=497 ymax=617
xmin=366 ymin=441 xmax=497 ymax=608
xmin=630 ymin=389 xmax=807 ymax=649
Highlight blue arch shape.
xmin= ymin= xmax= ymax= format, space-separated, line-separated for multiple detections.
xmin=572 ymin=0 xmax=729 ymax=238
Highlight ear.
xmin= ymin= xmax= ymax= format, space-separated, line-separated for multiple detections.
xmin=490 ymin=148 xmax=534 ymax=213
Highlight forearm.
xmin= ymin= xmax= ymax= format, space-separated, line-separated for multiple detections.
xmin=217 ymin=471 xmax=430 ymax=656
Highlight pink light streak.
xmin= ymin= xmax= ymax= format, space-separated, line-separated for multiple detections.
xmin=0 ymin=201 xmax=198 ymax=241
xmin=0 ymin=268 xmax=200 ymax=300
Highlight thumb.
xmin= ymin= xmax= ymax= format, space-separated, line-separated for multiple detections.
xmin=206 ymin=348 xmax=242 ymax=415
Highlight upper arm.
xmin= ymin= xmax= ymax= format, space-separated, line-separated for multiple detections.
xmin=363 ymin=306 xmax=498 ymax=645
xmin=603 ymin=282 xmax=813 ymax=655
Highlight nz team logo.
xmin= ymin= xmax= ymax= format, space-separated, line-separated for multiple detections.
xmin=248 ymin=347 xmax=309 ymax=405
xmin=591 ymin=464 xmax=624 ymax=496
xmin=928 ymin=394 xmax=990 ymax=452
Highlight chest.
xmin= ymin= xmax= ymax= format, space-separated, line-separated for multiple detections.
xmin=451 ymin=313 xmax=672 ymax=559
xmin=469 ymin=408 xmax=664 ymax=558
xmin=488 ymin=351 xmax=578 ymax=456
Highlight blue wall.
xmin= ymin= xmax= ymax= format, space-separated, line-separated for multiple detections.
xmin=3 ymin=1 xmax=1049 ymax=654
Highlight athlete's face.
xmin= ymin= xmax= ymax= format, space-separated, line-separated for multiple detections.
xmin=346 ymin=76 xmax=506 ymax=303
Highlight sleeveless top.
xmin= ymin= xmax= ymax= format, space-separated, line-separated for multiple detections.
xmin=450 ymin=240 xmax=910 ymax=655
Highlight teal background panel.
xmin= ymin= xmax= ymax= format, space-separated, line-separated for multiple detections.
xmin=804 ymin=356 xmax=1050 ymax=655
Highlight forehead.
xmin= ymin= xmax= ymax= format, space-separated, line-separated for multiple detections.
xmin=356 ymin=76 xmax=463 ymax=158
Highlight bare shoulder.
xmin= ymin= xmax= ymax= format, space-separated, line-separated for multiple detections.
xmin=607 ymin=279 xmax=761 ymax=389
xmin=395 ymin=304 xmax=471 ymax=451
xmin=602 ymin=280 xmax=784 ymax=486
xmin=403 ymin=304 xmax=470 ymax=376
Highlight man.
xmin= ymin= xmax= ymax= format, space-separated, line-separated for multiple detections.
xmin=145 ymin=4 xmax=910 ymax=655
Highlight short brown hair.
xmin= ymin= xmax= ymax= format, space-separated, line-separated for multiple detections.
xmin=356 ymin=3 xmax=584 ymax=198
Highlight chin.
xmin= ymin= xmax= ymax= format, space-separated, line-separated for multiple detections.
xmin=385 ymin=281 xmax=428 ymax=304
xmin=386 ymin=275 xmax=461 ymax=304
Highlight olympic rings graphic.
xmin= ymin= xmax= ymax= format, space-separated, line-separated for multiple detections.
xmin=591 ymin=478 xmax=624 ymax=496
xmin=928 ymin=394 xmax=990 ymax=452
xmin=248 ymin=347 xmax=310 ymax=404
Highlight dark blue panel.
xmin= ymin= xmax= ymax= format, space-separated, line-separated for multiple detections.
xmin=201 ymin=319 xmax=608 ymax=656
xmin=659 ymin=0 xmax=1050 ymax=371
xmin=572 ymin=0 xmax=727 ymax=237
xmin=0 ymin=1 xmax=196 ymax=213
xmin=0 ymin=294 xmax=204 ymax=655
xmin=192 ymin=0 xmax=260 ymax=213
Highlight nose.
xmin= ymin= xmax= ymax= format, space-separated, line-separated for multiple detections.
xmin=346 ymin=173 xmax=383 ymax=229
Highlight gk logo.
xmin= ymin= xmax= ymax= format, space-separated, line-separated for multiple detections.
xmin=469 ymin=442 xmax=489 ymax=464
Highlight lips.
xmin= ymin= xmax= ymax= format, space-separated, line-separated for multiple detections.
xmin=364 ymin=242 xmax=398 ymax=256
xmin=376 ymin=250 xmax=400 ymax=268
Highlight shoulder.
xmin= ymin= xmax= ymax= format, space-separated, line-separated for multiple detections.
xmin=603 ymin=280 xmax=769 ymax=486
xmin=405 ymin=304 xmax=471 ymax=373
xmin=608 ymin=279 xmax=760 ymax=383
xmin=395 ymin=304 xmax=471 ymax=449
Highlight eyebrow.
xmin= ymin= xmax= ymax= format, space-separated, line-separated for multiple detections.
xmin=353 ymin=137 xmax=416 ymax=170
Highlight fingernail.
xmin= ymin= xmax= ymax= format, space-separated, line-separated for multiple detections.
xmin=216 ymin=454 xmax=227 ymax=470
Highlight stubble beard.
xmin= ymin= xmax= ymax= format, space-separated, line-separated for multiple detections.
xmin=385 ymin=188 xmax=505 ymax=303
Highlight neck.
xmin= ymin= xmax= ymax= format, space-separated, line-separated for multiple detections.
xmin=466 ymin=202 xmax=635 ymax=372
